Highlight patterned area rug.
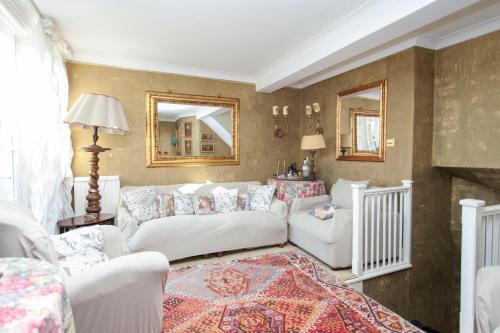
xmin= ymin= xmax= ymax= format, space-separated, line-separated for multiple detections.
xmin=163 ymin=252 xmax=421 ymax=332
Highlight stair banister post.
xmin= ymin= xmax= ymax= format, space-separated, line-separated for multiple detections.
xmin=459 ymin=198 xmax=485 ymax=333
xmin=352 ymin=183 xmax=368 ymax=276
xmin=402 ymin=180 xmax=413 ymax=264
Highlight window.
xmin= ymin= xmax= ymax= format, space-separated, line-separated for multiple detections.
xmin=0 ymin=32 xmax=18 ymax=200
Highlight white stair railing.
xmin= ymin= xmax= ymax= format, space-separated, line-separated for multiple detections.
xmin=459 ymin=199 xmax=500 ymax=333
xmin=351 ymin=180 xmax=413 ymax=280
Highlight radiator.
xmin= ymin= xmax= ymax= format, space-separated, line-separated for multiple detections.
xmin=73 ymin=176 xmax=121 ymax=215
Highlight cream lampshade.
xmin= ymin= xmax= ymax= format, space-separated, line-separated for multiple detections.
xmin=64 ymin=93 xmax=130 ymax=219
xmin=340 ymin=134 xmax=352 ymax=156
xmin=301 ymin=134 xmax=326 ymax=180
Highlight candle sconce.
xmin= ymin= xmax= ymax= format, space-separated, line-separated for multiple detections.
xmin=272 ymin=105 xmax=289 ymax=138
xmin=305 ymin=103 xmax=323 ymax=134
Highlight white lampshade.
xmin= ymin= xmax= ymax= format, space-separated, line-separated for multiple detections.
xmin=64 ymin=93 xmax=130 ymax=135
xmin=340 ymin=134 xmax=353 ymax=148
xmin=301 ymin=134 xmax=326 ymax=150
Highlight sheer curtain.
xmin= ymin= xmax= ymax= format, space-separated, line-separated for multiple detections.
xmin=0 ymin=0 xmax=74 ymax=234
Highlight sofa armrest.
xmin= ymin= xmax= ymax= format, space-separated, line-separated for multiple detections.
xmin=289 ymin=195 xmax=331 ymax=216
xmin=66 ymin=251 xmax=169 ymax=333
xmin=116 ymin=205 xmax=140 ymax=239
xmin=270 ymin=198 xmax=288 ymax=220
xmin=100 ymin=225 xmax=128 ymax=258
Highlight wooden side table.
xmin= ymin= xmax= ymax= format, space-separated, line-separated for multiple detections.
xmin=57 ymin=213 xmax=115 ymax=233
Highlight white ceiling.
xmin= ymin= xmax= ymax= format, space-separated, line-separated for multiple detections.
xmin=34 ymin=0 xmax=500 ymax=92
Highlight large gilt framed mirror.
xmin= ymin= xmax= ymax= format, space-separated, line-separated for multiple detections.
xmin=146 ymin=92 xmax=239 ymax=167
xmin=336 ymin=80 xmax=386 ymax=162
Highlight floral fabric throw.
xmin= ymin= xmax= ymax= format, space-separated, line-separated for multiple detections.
xmin=122 ymin=187 xmax=159 ymax=222
xmin=248 ymin=184 xmax=275 ymax=212
xmin=213 ymin=188 xmax=239 ymax=213
xmin=50 ymin=226 xmax=110 ymax=276
xmin=193 ymin=194 xmax=216 ymax=215
xmin=158 ymin=193 xmax=175 ymax=218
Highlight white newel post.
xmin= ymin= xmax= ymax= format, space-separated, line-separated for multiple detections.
xmin=402 ymin=180 xmax=413 ymax=264
xmin=459 ymin=199 xmax=485 ymax=333
xmin=352 ymin=183 xmax=368 ymax=276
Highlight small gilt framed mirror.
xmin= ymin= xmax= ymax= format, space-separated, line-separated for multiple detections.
xmin=145 ymin=92 xmax=239 ymax=167
xmin=336 ymin=80 xmax=386 ymax=162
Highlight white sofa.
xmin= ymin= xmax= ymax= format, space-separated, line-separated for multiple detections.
xmin=117 ymin=181 xmax=288 ymax=261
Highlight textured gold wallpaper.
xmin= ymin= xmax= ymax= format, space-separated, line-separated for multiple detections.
xmin=66 ymin=62 xmax=301 ymax=186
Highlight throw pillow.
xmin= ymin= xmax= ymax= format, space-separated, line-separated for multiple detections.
xmin=248 ymin=184 xmax=275 ymax=212
xmin=309 ymin=203 xmax=337 ymax=220
xmin=157 ymin=193 xmax=175 ymax=218
xmin=237 ymin=193 xmax=250 ymax=211
xmin=173 ymin=191 xmax=195 ymax=215
xmin=331 ymin=178 xmax=370 ymax=209
xmin=213 ymin=188 xmax=239 ymax=213
xmin=193 ymin=194 xmax=216 ymax=215
xmin=121 ymin=187 xmax=159 ymax=222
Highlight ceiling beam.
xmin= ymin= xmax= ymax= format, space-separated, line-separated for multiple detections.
xmin=256 ymin=0 xmax=479 ymax=93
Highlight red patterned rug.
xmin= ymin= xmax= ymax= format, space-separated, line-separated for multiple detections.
xmin=163 ymin=252 xmax=421 ymax=332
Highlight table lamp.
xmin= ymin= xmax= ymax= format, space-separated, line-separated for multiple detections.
xmin=64 ymin=93 xmax=130 ymax=219
xmin=340 ymin=134 xmax=352 ymax=156
xmin=301 ymin=134 xmax=326 ymax=180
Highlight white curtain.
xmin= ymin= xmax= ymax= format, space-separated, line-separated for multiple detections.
xmin=0 ymin=0 xmax=74 ymax=234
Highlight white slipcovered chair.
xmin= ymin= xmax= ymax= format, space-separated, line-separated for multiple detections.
xmin=0 ymin=201 xmax=170 ymax=333
xmin=288 ymin=178 xmax=369 ymax=269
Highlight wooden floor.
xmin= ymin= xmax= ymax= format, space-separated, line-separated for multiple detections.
xmin=170 ymin=243 xmax=356 ymax=281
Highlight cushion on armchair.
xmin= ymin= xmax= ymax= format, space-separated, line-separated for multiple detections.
xmin=122 ymin=187 xmax=159 ymax=222
xmin=51 ymin=226 xmax=109 ymax=276
xmin=309 ymin=203 xmax=338 ymax=220
xmin=331 ymin=178 xmax=369 ymax=209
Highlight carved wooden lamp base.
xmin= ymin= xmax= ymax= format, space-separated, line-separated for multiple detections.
xmin=82 ymin=126 xmax=110 ymax=220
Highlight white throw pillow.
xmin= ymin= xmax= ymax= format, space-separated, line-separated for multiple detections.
xmin=173 ymin=191 xmax=195 ymax=215
xmin=213 ymin=188 xmax=239 ymax=213
xmin=121 ymin=187 xmax=159 ymax=222
xmin=248 ymin=184 xmax=275 ymax=212
xmin=331 ymin=178 xmax=370 ymax=209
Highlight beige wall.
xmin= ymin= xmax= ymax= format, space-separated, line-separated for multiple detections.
xmin=66 ymin=62 xmax=301 ymax=186
xmin=158 ymin=121 xmax=176 ymax=156
xmin=433 ymin=30 xmax=500 ymax=168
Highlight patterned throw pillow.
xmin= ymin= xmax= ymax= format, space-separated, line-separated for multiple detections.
xmin=193 ymin=194 xmax=216 ymax=215
xmin=173 ymin=192 xmax=195 ymax=215
xmin=213 ymin=188 xmax=239 ymax=213
xmin=309 ymin=203 xmax=337 ymax=220
xmin=237 ymin=193 xmax=249 ymax=211
xmin=157 ymin=193 xmax=175 ymax=218
xmin=121 ymin=187 xmax=159 ymax=222
xmin=248 ymin=184 xmax=275 ymax=212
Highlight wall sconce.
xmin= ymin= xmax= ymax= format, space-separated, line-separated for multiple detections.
xmin=272 ymin=105 xmax=289 ymax=138
xmin=305 ymin=103 xmax=323 ymax=134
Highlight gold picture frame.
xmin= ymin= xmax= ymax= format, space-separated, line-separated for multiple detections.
xmin=145 ymin=91 xmax=240 ymax=167
xmin=336 ymin=80 xmax=386 ymax=162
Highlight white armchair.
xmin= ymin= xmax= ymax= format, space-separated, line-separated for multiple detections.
xmin=0 ymin=201 xmax=169 ymax=333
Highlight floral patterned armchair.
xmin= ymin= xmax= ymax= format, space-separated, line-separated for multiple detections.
xmin=0 ymin=201 xmax=169 ymax=333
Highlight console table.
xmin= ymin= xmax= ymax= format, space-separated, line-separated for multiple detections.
xmin=0 ymin=257 xmax=75 ymax=333
xmin=267 ymin=178 xmax=326 ymax=207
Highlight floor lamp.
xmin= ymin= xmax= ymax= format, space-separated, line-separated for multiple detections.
xmin=64 ymin=93 xmax=130 ymax=219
